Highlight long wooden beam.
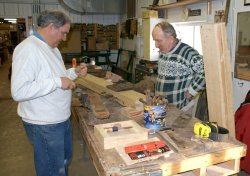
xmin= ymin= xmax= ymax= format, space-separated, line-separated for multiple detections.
xmin=200 ymin=23 xmax=235 ymax=136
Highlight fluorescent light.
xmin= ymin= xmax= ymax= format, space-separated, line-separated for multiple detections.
xmin=4 ymin=18 xmax=16 ymax=21
xmin=8 ymin=21 xmax=16 ymax=24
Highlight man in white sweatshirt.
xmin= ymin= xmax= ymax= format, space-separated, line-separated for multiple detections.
xmin=11 ymin=10 xmax=87 ymax=176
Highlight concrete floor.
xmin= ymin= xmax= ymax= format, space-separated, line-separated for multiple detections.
xmin=0 ymin=59 xmax=97 ymax=176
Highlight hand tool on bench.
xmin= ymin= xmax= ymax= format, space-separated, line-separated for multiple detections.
xmin=194 ymin=121 xmax=229 ymax=141
xmin=104 ymin=123 xmax=133 ymax=132
xmin=124 ymin=140 xmax=170 ymax=160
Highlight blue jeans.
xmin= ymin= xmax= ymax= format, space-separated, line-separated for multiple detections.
xmin=23 ymin=119 xmax=72 ymax=176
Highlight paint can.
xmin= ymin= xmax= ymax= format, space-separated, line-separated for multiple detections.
xmin=144 ymin=105 xmax=166 ymax=131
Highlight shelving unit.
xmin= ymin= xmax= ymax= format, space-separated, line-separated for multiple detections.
xmin=97 ymin=24 xmax=120 ymax=50
xmin=152 ymin=0 xmax=208 ymax=10
xmin=81 ymin=23 xmax=120 ymax=51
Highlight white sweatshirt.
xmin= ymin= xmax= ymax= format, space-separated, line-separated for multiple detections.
xmin=11 ymin=36 xmax=78 ymax=125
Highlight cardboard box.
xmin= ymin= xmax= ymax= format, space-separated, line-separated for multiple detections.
xmin=87 ymin=37 xmax=96 ymax=51
xmin=143 ymin=10 xmax=158 ymax=18
xmin=59 ymin=28 xmax=81 ymax=53
xmin=110 ymin=42 xmax=119 ymax=50
xmin=96 ymin=41 xmax=109 ymax=51
xmin=0 ymin=24 xmax=16 ymax=30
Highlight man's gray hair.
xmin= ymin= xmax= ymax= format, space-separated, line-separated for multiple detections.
xmin=155 ymin=22 xmax=177 ymax=38
xmin=37 ymin=10 xmax=71 ymax=28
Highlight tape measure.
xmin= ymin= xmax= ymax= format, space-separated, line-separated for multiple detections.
xmin=194 ymin=121 xmax=218 ymax=138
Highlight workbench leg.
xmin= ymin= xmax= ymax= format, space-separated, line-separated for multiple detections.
xmin=193 ymin=167 xmax=206 ymax=176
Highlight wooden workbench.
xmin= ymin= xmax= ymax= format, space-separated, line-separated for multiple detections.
xmin=71 ymin=95 xmax=246 ymax=176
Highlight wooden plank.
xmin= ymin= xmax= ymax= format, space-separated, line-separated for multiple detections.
xmin=200 ymin=23 xmax=235 ymax=136
xmin=94 ymin=120 xmax=148 ymax=150
xmin=220 ymin=23 xmax=236 ymax=138
xmin=76 ymin=74 xmax=146 ymax=108
xmin=58 ymin=27 xmax=81 ymax=53
xmin=87 ymin=90 xmax=110 ymax=119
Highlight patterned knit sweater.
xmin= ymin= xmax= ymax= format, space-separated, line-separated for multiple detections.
xmin=155 ymin=40 xmax=206 ymax=109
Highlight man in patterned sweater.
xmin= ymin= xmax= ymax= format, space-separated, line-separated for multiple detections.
xmin=152 ymin=22 xmax=206 ymax=109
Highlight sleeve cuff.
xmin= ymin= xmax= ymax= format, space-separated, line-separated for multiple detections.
xmin=69 ymin=68 xmax=78 ymax=80
xmin=54 ymin=77 xmax=62 ymax=88
xmin=73 ymin=68 xmax=78 ymax=77
xmin=188 ymin=87 xmax=198 ymax=96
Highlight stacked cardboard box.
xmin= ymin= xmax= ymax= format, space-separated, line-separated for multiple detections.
xmin=81 ymin=23 xmax=120 ymax=51
xmin=58 ymin=24 xmax=81 ymax=54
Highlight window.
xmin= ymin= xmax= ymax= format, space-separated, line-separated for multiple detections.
xmin=234 ymin=12 xmax=250 ymax=81
xmin=173 ymin=23 xmax=203 ymax=55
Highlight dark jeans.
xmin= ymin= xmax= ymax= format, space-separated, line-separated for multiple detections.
xmin=23 ymin=119 xmax=72 ymax=176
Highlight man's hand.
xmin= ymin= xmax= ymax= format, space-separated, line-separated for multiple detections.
xmin=185 ymin=90 xmax=193 ymax=100
xmin=75 ymin=63 xmax=87 ymax=77
xmin=61 ymin=77 xmax=76 ymax=90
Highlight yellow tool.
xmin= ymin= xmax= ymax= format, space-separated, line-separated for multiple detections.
xmin=194 ymin=121 xmax=218 ymax=138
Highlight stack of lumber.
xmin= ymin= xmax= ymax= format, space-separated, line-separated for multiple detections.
xmin=76 ymin=74 xmax=145 ymax=108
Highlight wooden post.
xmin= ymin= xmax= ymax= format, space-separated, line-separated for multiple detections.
xmin=200 ymin=23 xmax=235 ymax=137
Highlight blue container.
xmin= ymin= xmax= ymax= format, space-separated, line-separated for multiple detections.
xmin=144 ymin=105 xmax=166 ymax=130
